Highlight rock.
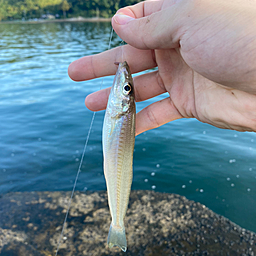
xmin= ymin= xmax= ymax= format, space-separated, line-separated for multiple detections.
xmin=0 ymin=191 xmax=255 ymax=255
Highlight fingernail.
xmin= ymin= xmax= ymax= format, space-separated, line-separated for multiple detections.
xmin=113 ymin=14 xmax=135 ymax=25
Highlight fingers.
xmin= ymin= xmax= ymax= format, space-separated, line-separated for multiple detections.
xmin=112 ymin=0 xmax=188 ymax=50
xmin=86 ymin=86 xmax=183 ymax=136
xmin=112 ymin=0 xmax=167 ymax=20
xmin=85 ymin=88 xmax=110 ymax=111
xmin=133 ymin=71 xmax=167 ymax=102
xmin=85 ymin=71 xmax=167 ymax=111
xmin=135 ymin=97 xmax=183 ymax=136
xmin=68 ymin=44 xmax=156 ymax=82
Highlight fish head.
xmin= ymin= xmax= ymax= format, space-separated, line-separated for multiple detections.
xmin=110 ymin=61 xmax=135 ymax=115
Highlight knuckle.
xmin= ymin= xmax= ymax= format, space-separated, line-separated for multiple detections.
xmin=146 ymin=106 xmax=160 ymax=128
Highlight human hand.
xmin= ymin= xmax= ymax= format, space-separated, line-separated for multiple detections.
xmin=68 ymin=0 xmax=256 ymax=135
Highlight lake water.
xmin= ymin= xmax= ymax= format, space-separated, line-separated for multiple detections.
xmin=0 ymin=22 xmax=256 ymax=233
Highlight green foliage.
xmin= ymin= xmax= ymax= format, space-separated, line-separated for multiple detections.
xmin=61 ymin=0 xmax=71 ymax=18
xmin=0 ymin=0 xmax=142 ymax=21
xmin=61 ymin=0 xmax=70 ymax=12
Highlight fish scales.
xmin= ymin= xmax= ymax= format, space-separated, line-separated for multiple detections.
xmin=102 ymin=61 xmax=135 ymax=252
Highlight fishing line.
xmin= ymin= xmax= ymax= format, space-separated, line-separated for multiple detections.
xmin=120 ymin=40 xmax=125 ymax=62
xmin=55 ymin=26 xmax=114 ymax=256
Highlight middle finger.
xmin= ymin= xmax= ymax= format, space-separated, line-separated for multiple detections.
xmin=85 ymin=70 xmax=167 ymax=111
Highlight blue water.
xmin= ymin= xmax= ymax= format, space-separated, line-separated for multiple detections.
xmin=0 ymin=22 xmax=256 ymax=232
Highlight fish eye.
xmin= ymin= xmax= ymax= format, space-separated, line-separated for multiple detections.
xmin=123 ymin=83 xmax=131 ymax=93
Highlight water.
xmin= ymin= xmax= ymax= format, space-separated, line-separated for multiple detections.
xmin=0 ymin=22 xmax=256 ymax=233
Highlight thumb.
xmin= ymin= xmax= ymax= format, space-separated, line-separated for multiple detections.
xmin=112 ymin=0 xmax=189 ymax=50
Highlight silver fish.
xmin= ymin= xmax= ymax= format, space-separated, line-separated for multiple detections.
xmin=102 ymin=61 xmax=136 ymax=252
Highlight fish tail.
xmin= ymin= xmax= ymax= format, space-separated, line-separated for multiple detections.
xmin=107 ymin=223 xmax=127 ymax=252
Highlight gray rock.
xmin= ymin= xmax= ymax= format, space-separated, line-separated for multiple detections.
xmin=0 ymin=190 xmax=255 ymax=255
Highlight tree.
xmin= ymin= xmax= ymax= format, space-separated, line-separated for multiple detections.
xmin=61 ymin=0 xmax=70 ymax=18
xmin=0 ymin=0 xmax=143 ymax=21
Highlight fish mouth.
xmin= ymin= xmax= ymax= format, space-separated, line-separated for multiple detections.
xmin=114 ymin=61 xmax=129 ymax=68
xmin=113 ymin=61 xmax=131 ymax=82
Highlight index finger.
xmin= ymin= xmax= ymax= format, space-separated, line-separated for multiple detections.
xmin=68 ymin=44 xmax=156 ymax=82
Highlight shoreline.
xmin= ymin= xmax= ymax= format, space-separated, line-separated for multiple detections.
xmin=0 ymin=17 xmax=112 ymax=24
xmin=0 ymin=190 xmax=255 ymax=255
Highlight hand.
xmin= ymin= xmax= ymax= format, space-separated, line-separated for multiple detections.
xmin=68 ymin=0 xmax=256 ymax=135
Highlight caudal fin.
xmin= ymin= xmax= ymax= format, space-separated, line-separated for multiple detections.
xmin=107 ymin=223 xmax=127 ymax=252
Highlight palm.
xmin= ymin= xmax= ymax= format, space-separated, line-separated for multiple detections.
xmin=152 ymin=48 xmax=255 ymax=132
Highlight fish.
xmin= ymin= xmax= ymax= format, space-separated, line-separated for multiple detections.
xmin=102 ymin=61 xmax=136 ymax=252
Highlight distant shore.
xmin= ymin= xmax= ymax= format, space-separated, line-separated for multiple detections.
xmin=0 ymin=17 xmax=112 ymax=24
